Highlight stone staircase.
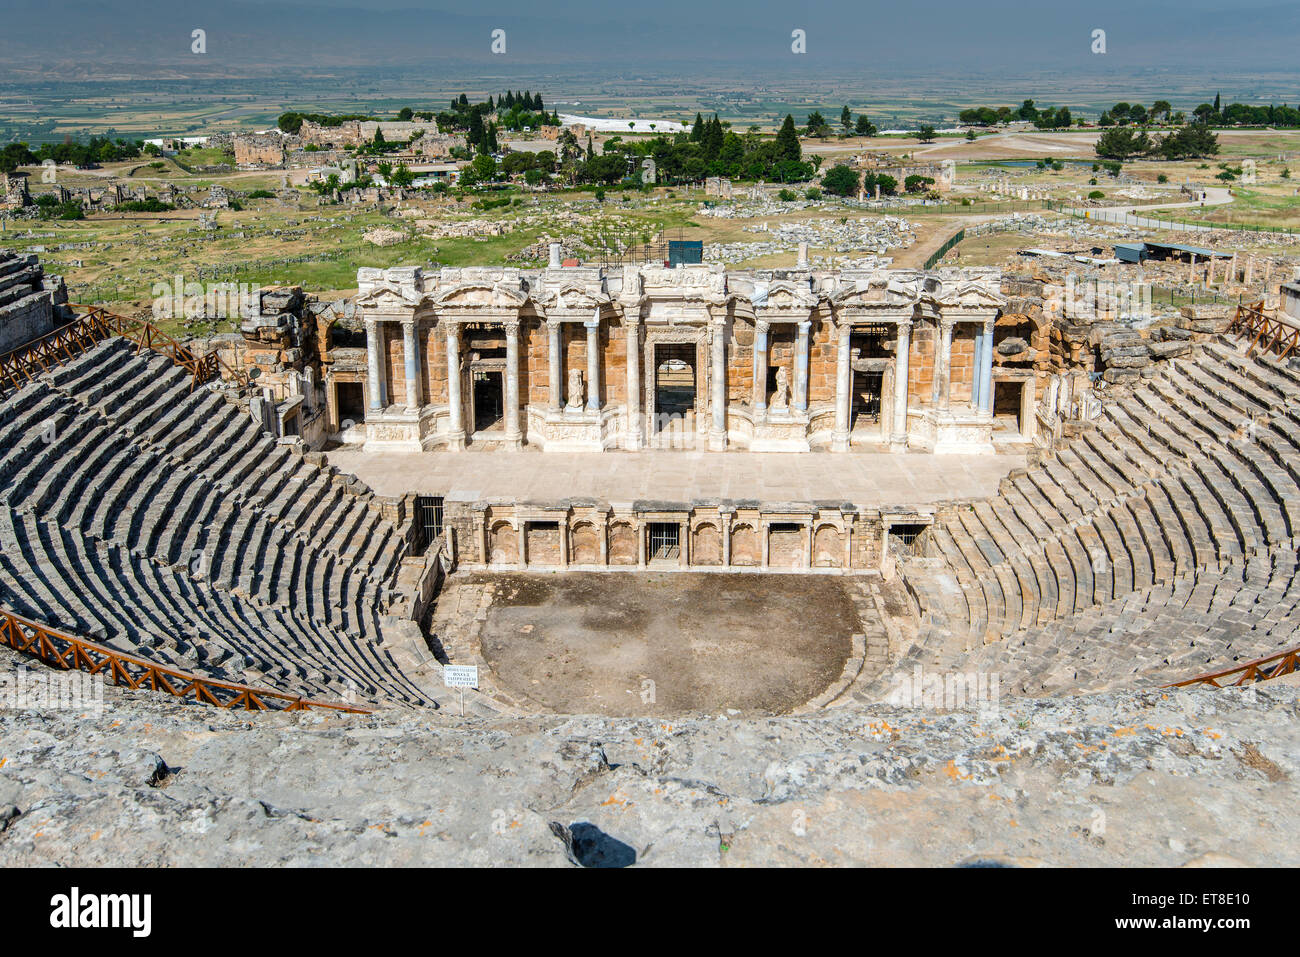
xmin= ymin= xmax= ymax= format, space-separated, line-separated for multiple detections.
xmin=891 ymin=338 xmax=1300 ymax=694
xmin=0 ymin=339 xmax=431 ymax=707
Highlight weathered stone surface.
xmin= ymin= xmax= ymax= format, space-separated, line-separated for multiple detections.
xmin=0 ymin=666 xmax=1294 ymax=867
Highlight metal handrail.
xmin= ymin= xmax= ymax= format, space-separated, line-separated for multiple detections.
xmin=0 ymin=305 xmax=245 ymax=394
xmin=1163 ymin=644 xmax=1300 ymax=689
xmin=0 ymin=606 xmax=371 ymax=714
xmin=1228 ymin=300 xmax=1300 ymax=359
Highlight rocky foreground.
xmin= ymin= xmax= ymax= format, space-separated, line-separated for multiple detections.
xmin=0 ymin=662 xmax=1296 ymax=867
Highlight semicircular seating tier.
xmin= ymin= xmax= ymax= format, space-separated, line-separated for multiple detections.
xmin=0 ymin=338 xmax=433 ymax=707
xmin=880 ymin=339 xmax=1300 ymax=695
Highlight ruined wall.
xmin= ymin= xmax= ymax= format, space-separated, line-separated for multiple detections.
xmin=0 ymin=250 xmax=70 ymax=353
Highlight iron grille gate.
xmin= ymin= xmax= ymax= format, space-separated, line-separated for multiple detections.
xmin=648 ymin=522 xmax=680 ymax=561
xmin=413 ymin=495 xmax=444 ymax=555
xmin=888 ymin=523 xmax=929 ymax=559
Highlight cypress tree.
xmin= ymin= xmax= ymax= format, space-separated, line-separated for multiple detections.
xmin=775 ymin=114 xmax=801 ymax=162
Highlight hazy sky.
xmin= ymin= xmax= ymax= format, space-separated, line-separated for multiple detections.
xmin=3 ymin=0 xmax=1299 ymax=77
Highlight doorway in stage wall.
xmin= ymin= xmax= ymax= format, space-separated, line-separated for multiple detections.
xmin=653 ymin=343 xmax=696 ymax=444
xmin=851 ymin=370 xmax=883 ymax=428
xmin=473 ymin=369 xmax=504 ymax=433
xmin=993 ymin=380 xmax=1023 ymax=437
xmin=336 ymin=381 xmax=365 ymax=426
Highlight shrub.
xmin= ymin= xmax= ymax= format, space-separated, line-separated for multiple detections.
xmin=1088 ymin=190 xmax=1105 ymax=199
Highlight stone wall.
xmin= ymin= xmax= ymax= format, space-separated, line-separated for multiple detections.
xmin=0 ymin=249 xmax=70 ymax=354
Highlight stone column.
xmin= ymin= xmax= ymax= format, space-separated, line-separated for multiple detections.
xmin=504 ymin=319 xmax=522 ymax=448
xmin=832 ymin=322 xmax=852 ymax=452
xmin=721 ymin=510 xmax=733 ymax=567
xmin=585 ymin=313 xmax=601 ymax=412
xmin=752 ymin=320 xmax=770 ymax=415
xmin=710 ymin=320 xmax=728 ymax=450
xmin=795 ymin=319 xmax=812 ymax=412
xmin=978 ymin=321 xmax=995 ymax=414
xmin=679 ymin=520 xmax=689 ymax=569
xmin=933 ymin=319 xmax=954 ymax=412
xmin=891 ymin=320 xmax=912 ymax=451
xmin=445 ymin=324 xmax=465 ymax=450
xmin=626 ymin=318 xmax=642 ymax=449
xmin=365 ymin=318 xmax=385 ymax=412
xmin=402 ymin=319 xmax=421 ymax=411
xmin=547 ymin=320 xmax=563 ymax=411
xmin=972 ymin=327 xmax=986 ymax=412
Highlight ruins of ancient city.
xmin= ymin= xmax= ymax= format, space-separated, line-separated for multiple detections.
xmin=0 ymin=2 xmax=1296 ymax=899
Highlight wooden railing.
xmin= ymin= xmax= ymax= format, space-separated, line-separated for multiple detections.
xmin=0 ymin=606 xmax=372 ymax=714
xmin=1163 ymin=644 xmax=1300 ymax=689
xmin=1228 ymin=300 xmax=1300 ymax=360
xmin=0 ymin=305 xmax=232 ymax=395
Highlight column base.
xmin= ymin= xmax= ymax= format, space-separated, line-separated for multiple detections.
xmin=831 ymin=431 xmax=850 ymax=453
xmin=709 ymin=430 xmax=729 ymax=452
xmin=889 ymin=436 xmax=909 ymax=453
xmin=504 ymin=432 xmax=523 ymax=450
xmin=447 ymin=430 xmax=467 ymax=451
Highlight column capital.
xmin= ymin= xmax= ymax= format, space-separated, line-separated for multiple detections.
xmin=895 ymin=318 xmax=914 ymax=332
xmin=584 ymin=318 xmax=601 ymax=330
xmin=755 ymin=319 xmax=771 ymax=336
xmin=502 ymin=318 xmax=521 ymax=336
xmin=400 ymin=316 xmax=416 ymax=331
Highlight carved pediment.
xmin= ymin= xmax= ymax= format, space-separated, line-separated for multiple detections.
xmin=432 ymin=280 xmax=529 ymax=311
xmin=536 ymin=281 xmax=612 ymax=315
xmin=353 ymin=282 xmax=423 ymax=310
xmin=929 ymin=279 xmax=1007 ymax=310
xmin=753 ymin=280 xmax=819 ymax=315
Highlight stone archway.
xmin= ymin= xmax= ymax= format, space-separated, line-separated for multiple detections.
xmin=608 ymin=522 xmax=637 ymax=565
xmin=489 ymin=521 xmax=518 ymax=564
xmin=730 ymin=524 xmax=759 ymax=566
xmin=814 ymin=524 xmax=844 ymax=567
xmin=571 ymin=522 xmax=601 ymax=565
xmin=691 ymin=523 xmax=723 ymax=565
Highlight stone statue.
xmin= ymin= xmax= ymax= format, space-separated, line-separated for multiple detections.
xmin=771 ymin=366 xmax=790 ymax=413
xmin=566 ymin=368 xmax=585 ymax=411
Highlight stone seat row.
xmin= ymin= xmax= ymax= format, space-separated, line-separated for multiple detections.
xmin=0 ymin=381 xmax=387 ymax=641
xmin=45 ymin=340 xmax=407 ymax=587
xmin=897 ymin=341 xmax=1300 ymax=688
xmin=0 ymin=506 xmax=432 ymax=705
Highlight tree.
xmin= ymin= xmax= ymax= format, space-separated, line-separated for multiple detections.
xmin=1095 ymin=127 xmax=1152 ymax=160
xmin=966 ymin=129 xmax=977 ymax=141
xmin=1017 ymin=99 xmax=1038 ymax=122
xmin=390 ymin=164 xmax=415 ymax=188
xmin=775 ymin=114 xmax=802 ymax=162
xmin=840 ymin=105 xmax=852 ymax=133
xmin=805 ymin=111 xmax=829 ymax=137
xmin=917 ymin=125 xmax=937 ymax=143
xmin=854 ymin=115 xmax=877 ymax=137
xmin=821 ymin=164 xmax=860 ymax=196
xmin=397 ymin=107 xmax=414 ymax=121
